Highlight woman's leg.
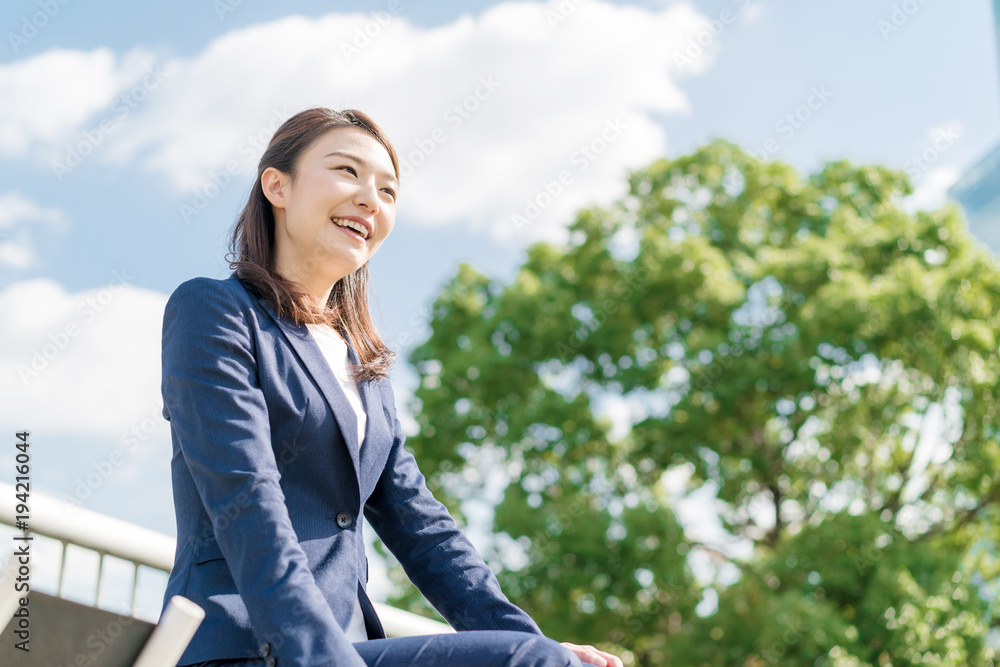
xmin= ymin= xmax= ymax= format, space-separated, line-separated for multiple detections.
xmin=182 ymin=632 xmax=601 ymax=667
xmin=353 ymin=630 xmax=600 ymax=667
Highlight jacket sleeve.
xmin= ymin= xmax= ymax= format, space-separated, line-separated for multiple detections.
xmin=161 ymin=278 xmax=367 ymax=667
xmin=363 ymin=381 xmax=543 ymax=636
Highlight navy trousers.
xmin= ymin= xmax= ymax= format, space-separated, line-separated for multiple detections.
xmin=186 ymin=630 xmax=600 ymax=667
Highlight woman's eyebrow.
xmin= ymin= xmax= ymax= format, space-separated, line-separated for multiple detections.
xmin=324 ymin=150 xmax=398 ymax=186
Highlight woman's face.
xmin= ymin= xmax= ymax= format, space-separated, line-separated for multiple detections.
xmin=264 ymin=126 xmax=398 ymax=291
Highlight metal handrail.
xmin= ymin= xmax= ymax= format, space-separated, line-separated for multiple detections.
xmin=0 ymin=481 xmax=452 ymax=637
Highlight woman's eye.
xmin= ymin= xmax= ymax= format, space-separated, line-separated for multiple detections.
xmin=335 ymin=164 xmax=395 ymax=199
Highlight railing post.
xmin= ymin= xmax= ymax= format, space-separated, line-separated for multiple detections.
xmin=132 ymin=562 xmax=140 ymax=616
xmin=95 ymin=551 xmax=105 ymax=608
xmin=57 ymin=539 xmax=67 ymax=598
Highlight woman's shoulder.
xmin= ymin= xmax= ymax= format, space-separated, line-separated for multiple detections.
xmin=164 ymin=275 xmax=258 ymax=328
xmin=168 ymin=274 xmax=253 ymax=303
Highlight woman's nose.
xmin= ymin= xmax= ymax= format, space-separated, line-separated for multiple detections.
xmin=354 ymin=183 xmax=379 ymax=215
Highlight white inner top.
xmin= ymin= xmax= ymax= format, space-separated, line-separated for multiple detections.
xmin=306 ymin=323 xmax=366 ymax=451
xmin=305 ymin=322 xmax=368 ymax=643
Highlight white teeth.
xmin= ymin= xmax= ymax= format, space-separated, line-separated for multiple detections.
xmin=331 ymin=217 xmax=368 ymax=239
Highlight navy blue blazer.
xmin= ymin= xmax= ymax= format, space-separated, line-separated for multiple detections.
xmin=158 ymin=274 xmax=542 ymax=667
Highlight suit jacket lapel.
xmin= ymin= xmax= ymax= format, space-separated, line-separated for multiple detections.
xmin=344 ymin=334 xmax=385 ymax=486
xmin=248 ymin=287 xmax=363 ymax=489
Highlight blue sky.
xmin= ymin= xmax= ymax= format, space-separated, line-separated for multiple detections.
xmin=0 ymin=0 xmax=997 ymax=618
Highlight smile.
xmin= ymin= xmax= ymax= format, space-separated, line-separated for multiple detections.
xmin=331 ymin=217 xmax=369 ymax=241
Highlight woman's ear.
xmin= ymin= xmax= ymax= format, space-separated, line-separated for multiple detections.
xmin=261 ymin=166 xmax=289 ymax=209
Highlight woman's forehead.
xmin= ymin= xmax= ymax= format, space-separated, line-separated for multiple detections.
xmin=312 ymin=127 xmax=381 ymax=156
xmin=309 ymin=127 xmax=395 ymax=177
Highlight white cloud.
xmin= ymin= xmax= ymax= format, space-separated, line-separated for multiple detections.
xmin=0 ymin=276 xmax=166 ymax=437
xmin=0 ymin=191 xmax=69 ymax=269
xmin=0 ymin=191 xmax=67 ymax=229
xmin=901 ymin=120 xmax=963 ymax=214
xmin=0 ymin=277 xmax=174 ymax=534
xmin=0 ymin=228 xmax=37 ymax=270
xmin=1 ymin=0 xmax=716 ymax=246
xmin=0 ymin=47 xmax=158 ymax=158
xmin=904 ymin=166 xmax=961 ymax=214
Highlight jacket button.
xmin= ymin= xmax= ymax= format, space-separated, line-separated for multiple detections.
xmin=260 ymin=641 xmax=271 ymax=656
xmin=266 ymin=658 xmax=277 ymax=667
xmin=336 ymin=512 xmax=352 ymax=528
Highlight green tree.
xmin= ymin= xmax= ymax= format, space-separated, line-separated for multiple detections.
xmin=378 ymin=139 xmax=1000 ymax=665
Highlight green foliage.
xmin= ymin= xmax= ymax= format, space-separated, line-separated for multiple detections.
xmin=380 ymin=139 xmax=1000 ymax=665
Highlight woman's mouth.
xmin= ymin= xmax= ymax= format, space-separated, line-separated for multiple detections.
xmin=331 ymin=217 xmax=368 ymax=243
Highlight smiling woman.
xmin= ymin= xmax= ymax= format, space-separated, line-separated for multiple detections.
xmin=223 ymin=108 xmax=401 ymax=384
xmin=160 ymin=107 xmax=620 ymax=667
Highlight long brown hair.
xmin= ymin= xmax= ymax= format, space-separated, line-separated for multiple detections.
xmin=225 ymin=107 xmax=399 ymax=383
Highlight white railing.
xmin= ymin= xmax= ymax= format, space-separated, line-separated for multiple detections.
xmin=0 ymin=481 xmax=452 ymax=637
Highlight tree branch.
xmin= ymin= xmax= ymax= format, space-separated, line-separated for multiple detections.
xmin=912 ymin=485 xmax=1000 ymax=543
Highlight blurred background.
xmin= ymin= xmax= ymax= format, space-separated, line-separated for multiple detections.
xmin=1 ymin=0 xmax=999 ymax=664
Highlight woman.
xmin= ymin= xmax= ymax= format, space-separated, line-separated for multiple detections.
xmin=159 ymin=107 xmax=624 ymax=667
